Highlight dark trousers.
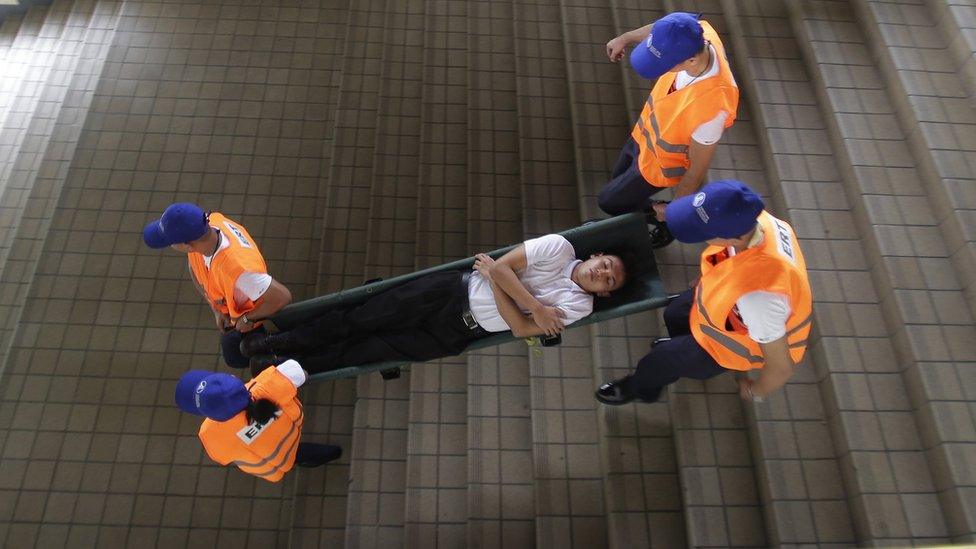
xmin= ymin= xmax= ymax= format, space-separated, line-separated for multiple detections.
xmin=598 ymin=137 xmax=663 ymax=216
xmin=295 ymin=442 xmax=342 ymax=467
xmin=221 ymin=325 xmax=266 ymax=368
xmin=285 ymin=271 xmax=484 ymax=373
xmin=622 ymin=288 xmax=727 ymax=401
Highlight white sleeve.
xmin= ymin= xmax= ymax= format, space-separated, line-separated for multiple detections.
xmin=275 ymin=359 xmax=307 ymax=388
xmin=235 ymin=272 xmax=273 ymax=302
xmin=691 ymin=110 xmax=728 ymax=145
xmin=736 ymin=291 xmax=791 ymax=344
xmin=524 ymin=234 xmax=575 ymax=267
xmin=555 ymin=293 xmax=594 ymax=327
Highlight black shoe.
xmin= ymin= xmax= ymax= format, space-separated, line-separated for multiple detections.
xmin=649 ymin=222 xmax=674 ymax=249
xmin=249 ymin=353 xmax=289 ymax=377
xmin=240 ymin=332 xmax=268 ymax=357
xmin=242 ymin=331 xmax=313 ymax=357
xmin=595 ymin=380 xmax=637 ymax=406
xmin=644 ymin=201 xmax=674 ymax=248
xmin=295 ymin=443 xmax=343 ymax=468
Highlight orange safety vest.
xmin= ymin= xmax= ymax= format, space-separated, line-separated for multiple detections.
xmin=689 ymin=211 xmax=813 ymax=371
xmin=187 ymin=213 xmax=268 ymax=319
xmin=198 ymin=367 xmax=304 ymax=482
xmin=631 ymin=21 xmax=739 ymax=188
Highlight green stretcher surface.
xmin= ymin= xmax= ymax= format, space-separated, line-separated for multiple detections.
xmin=265 ymin=212 xmax=669 ymax=382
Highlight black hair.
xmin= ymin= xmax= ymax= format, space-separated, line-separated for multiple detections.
xmin=245 ymin=398 xmax=278 ymax=425
xmin=593 ymin=248 xmax=640 ymax=296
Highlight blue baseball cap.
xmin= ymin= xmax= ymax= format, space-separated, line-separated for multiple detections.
xmin=630 ymin=12 xmax=705 ymax=80
xmin=666 ymin=180 xmax=765 ymax=243
xmin=143 ymin=202 xmax=210 ymax=249
xmin=174 ymin=370 xmax=250 ymax=422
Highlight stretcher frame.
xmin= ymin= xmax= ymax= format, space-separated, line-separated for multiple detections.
xmin=264 ymin=212 xmax=668 ymax=382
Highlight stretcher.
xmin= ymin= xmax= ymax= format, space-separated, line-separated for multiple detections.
xmin=265 ymin=212 xmax=669 ymax=382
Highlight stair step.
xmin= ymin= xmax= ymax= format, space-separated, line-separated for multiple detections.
xmin=465 ymin=0 xmax=522 ymax=252
xmin=0 ymin=0 xmax=122 ymax=372
xmin=851 ymin=0 xmax=976 ymax=324
xmin=514 ymin=1 xmax=616 ymax=547
xmin=466 ymin=345 xmax=535 ymax=548
xmin=560 ymin=1 xmax=690 ymax=547
xmin=463 ymin=2 xmax=532 ymax=545
xmin=723 ymin=0 xmax=948 ymax=544
xmin=0 ymin=2 xmax=64 ymax=209
xmin=0 ymin=0 xmax=94 ymax=276
xmin=0 ymin=7 xmax=47 ymax=142
xmin=404 ymin=358 xmax=469 ymax=547
xmin=345 ymin=374 xmax=412 ymax=548
xmin=301 ymin=0 xmax=391 ymax=544
xmin=402 ymin=0 xmax=470 ymax=546
xmin=928 ymin=0 xmax=976 ymax=105
xmin=789 ymin=0 xmax=976 ymax=542
xmin=346 ymin=0 xmax=436 ymax=547
xmin=0 ymin=14 xmax=24 ymax=54
xmin=362 ymin=0 xmax=425 ymax=280
xmin=414 ymin=0 xmax=468 ymax=268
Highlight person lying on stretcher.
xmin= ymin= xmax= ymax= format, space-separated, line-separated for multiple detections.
xmin=242 ymin=234 xmax=630 ymax=376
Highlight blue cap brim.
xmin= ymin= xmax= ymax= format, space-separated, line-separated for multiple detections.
xmin=666 ymin=196 xmax=715 ymax=243
xmin=630 ymin=39 xmax=673 ymax=80
xmin=143 ymin=219 xmax=174 ymax=249
xmin=174 ymin=370 xmax=211 ymax=416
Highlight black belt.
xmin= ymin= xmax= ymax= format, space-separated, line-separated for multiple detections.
xmin=459 ymin=271 xmax=488 ymax=336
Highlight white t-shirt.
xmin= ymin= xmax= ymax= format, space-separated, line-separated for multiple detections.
xmin=276 ymin=359 xmax=307 ymax=388
xmin=727 ymin=227 xmax=791 ymax=344
xmin=200 ymin=229 xmax=273 ymax=308
xmin=673 ymin=43 xmax=734 ymax=146
xmin=468 ymin=234 xmax=594 ymax=332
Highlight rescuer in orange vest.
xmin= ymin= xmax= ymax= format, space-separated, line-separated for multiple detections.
xmin=175 ymin=360 xmax=342 ymax=482
xmin=601 ymin=12 xmax=739 ymax=247
xmin=595 ymin=181 xmax=812 ymax=404
xmin=143 ymin=203 xmax=292 ymax=368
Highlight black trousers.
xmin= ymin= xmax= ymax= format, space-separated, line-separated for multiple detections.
xmin=285 ymin=271 xmax=485 ymax=373
xmin=598 ymin=137 xmax=664 ymax=216
xmin=622 ymin=288 xmax=727 ymax=401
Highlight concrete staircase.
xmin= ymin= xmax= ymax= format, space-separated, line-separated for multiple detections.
xmin=1 ymin=0 xmax=975 ymax=547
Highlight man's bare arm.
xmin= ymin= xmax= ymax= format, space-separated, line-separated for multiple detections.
xmin=607 ymin=23 xmax=652 ymax=62
xmin=739 ymin=336 xmax=796 ymax=399
xmin=234 ymin=279 xmax=292 ymax=332
xmin=489 ymin=279 xmax=545 ymax=338
xmin=672 ymin=139 xmax=718 ymax=199
xmin=489 ymin=246 xmax=565 ymax=335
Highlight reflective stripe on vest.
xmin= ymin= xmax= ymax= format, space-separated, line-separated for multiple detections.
xmin=631 ymin=20 xmax=739 ymax=187
xmin=634 ymin=101 xmax=690 ymax=180
xmin=198 ymin=368 xmax=305 ymax=483
xmin=187 ymin=213 xmax=268 ymax=318
xmin=689 ymin=211 xmax=813 ymax=371
xmin=231 ymin=405 xmax=303 ymax=478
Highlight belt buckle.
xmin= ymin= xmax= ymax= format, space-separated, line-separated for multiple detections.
xmin=461 ymin=310 xmax=478 ymax=330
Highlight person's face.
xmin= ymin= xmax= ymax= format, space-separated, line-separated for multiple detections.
xmin=576 ymin=253 xmax=626 ymax=296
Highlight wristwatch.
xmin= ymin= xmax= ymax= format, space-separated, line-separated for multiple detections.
xmin=240 ymin=314 xmax=252 ymax=326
